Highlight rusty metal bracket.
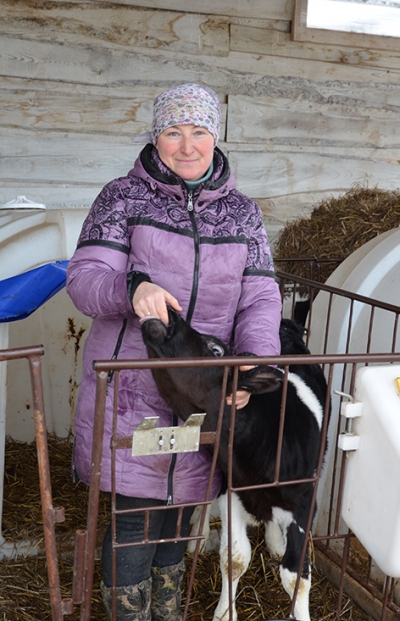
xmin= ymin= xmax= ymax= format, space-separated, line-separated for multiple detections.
xmin=131 ymin=413 xmax=206 ymax=456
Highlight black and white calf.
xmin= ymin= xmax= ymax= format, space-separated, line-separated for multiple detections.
xmin=141 ymin=310 xmax=330 ymax=621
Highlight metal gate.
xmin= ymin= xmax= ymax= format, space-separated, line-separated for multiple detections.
xmin=3 ymin=265 xmax=400 ymax=620
xmin=277 ymin=267 xmax=400 ymax=621
xmin=69 ymin=267 xmax=400 ymax=621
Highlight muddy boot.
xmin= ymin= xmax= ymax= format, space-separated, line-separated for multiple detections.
xmin=100 ymin=576 xmax=152 ymax=621
xmin=150 ymin=560 xmax=185 ymax=621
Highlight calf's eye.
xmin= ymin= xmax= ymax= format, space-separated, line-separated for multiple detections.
xmin=211 ymin=344 xmax=224 ymax=357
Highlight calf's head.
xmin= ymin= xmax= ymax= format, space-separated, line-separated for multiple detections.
xmin=141 ymin=307 xmax=229 ymax=361
xmin=140 ymin=308 xmax=282 ymax=420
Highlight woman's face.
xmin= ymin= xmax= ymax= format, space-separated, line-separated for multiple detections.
xmin=156 ymin=124 xmax=215 ymax=181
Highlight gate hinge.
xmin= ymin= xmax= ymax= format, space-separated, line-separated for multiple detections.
xmin=338 ymin=401 xmax=362 ymax=451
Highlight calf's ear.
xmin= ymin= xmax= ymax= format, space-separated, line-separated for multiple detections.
xmin=167 ymin=306 xmax=182 ymax=325
xmin=238 ymin=365 xmax=282 ymax=394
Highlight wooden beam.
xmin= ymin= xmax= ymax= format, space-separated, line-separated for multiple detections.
xmin=2 ymin=37 xmax=400 ymax=92
xmin=1 ymin=1 xmax=229 ymax=57
xmin=0 ymin=78 xmax=226 ymax=137
xmin=231 ymin=24 xmax=400 ymax=71
xmin=229 ymin=149 xmax=400 ymax=197
xmin=227 ymin=94 xmax=400 ymax=149
xmin=65 ymin=0 xmax=295 ymax=21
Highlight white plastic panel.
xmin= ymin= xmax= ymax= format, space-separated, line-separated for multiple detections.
xmin=341 ymin=365 xmax=400 ymax=577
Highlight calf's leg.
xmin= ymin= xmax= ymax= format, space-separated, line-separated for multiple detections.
xmin=186 ymin=504 xmax=211 ymax=554
xmin=279 ymin=515 xmax=311 ymax=621
xmin=212 ymin=492 xmax=252 ymax=621
xmin=264 ymin=506 xmax=294 ymax=559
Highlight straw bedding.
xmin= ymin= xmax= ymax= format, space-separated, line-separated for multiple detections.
xmin=0 ymin=435 xmax=373 ymax=621
xmin=274 ymin=186 xmax=400 ymax=282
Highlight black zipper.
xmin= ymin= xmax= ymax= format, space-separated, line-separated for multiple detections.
xmin=164 ymin=191 xmax=200 ymax=501
xmin=186 ymin=192 xmax=200 ymax=325
xmin=107 ymin=318 xmax=128 ymax=386
xmin=166 ymin=413 xmax=178 ymax=504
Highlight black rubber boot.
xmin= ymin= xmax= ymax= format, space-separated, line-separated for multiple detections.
xmin=100 ymin=576 xmax=152 ymax=621
xmin=150 ymin=560 xmax=186 ymax=621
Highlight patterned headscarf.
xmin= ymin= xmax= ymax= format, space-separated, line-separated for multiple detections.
xmin=152 ymin=84 xmax=220 ymax=145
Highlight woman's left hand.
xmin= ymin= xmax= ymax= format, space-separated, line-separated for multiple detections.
xmin=225 ymin=365 xmax=255 ymax=409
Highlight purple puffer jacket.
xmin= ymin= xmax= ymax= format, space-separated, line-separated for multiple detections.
xmin=66 ymin=145 xmax=282 ymax=505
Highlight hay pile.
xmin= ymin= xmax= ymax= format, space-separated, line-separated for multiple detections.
xmin=274 ymin=186 xmax=400 ymax=282
xmin=1 ymin=436 xmax=372 ymax=621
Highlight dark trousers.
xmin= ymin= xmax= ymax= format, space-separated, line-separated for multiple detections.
xmin=102 ymin=495 xmax=195 ymax=587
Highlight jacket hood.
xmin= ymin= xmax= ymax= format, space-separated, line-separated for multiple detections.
xmin=128 ymin=144 xmax=236 ymax=210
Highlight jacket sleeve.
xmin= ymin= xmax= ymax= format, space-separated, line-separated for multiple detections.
xmin=233 ymin=200 xmax=282 ymax=357
xmin=66 ymin=180 xmax=150 ymax=320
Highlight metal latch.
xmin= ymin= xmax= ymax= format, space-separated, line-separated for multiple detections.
xmin=132 ymin=413 xmax=206 ymax=456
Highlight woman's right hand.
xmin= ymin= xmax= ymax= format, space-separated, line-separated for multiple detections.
xmin=132 ymin=282 xmax=182 ymax=324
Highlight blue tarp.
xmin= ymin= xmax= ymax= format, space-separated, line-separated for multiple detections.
xmin=0 ymin=261 xmax=69 ymax=323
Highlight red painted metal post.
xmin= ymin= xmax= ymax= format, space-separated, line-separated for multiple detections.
xmin=28 ymin=351 xmax=68 ymax=620
xmin=79 ymin=369 xmax=109 ymax=621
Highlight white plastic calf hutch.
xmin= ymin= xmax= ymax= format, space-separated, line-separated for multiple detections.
xmin=0 ymin=201 xmax=90 ymax=562
xmin=308 ymin=228 xmax=400 ymax=546
xmin=298 ymin=229 xmax=400 ymax=620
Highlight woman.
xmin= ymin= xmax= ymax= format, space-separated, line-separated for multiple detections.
xmin=66 ymin=83 xmax=282 ymax=621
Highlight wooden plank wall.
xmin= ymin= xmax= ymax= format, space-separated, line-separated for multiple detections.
xmin=1 ymin=0 xmax=400 ymax=248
